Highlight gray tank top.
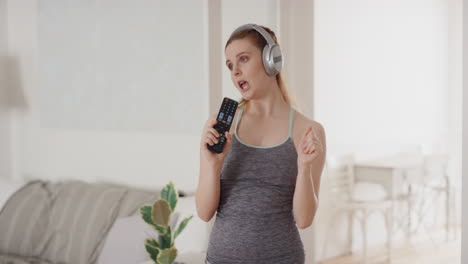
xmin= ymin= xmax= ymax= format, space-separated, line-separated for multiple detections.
xmin=205 ymin=106 xmax=305 ymax=264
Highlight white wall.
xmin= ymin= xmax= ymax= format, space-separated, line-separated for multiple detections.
xmin=4 ymin=0 xmax=208 ymax=191
xmin=313 ymin=0 xmax=459 ymax=260
xmin=462 ymin=1 xmax=468 ymax=263
xmin=315 ymin=0 xmax=449 ymax=160
xmin=2 ymin=0 xmax=304 ymax=191
xmin=38 ymin=0 xmax=207 ymax=134
xmin=278 ymin=0 xmax=315 ymax=118
xmin=0 ymin=0 xmax=12 ymax=180
xmin=448 ymin=0 xmax=463 ymax=237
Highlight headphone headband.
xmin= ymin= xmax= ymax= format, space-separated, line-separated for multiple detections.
xmin=230 ymin=24 xmax=277 ymax=47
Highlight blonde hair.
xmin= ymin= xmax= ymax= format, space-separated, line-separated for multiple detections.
xmin=225 ymin=25 xmax=297 ymax=110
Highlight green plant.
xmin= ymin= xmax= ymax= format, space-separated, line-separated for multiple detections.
xmin=140 ymin=182 xmax=193 ymax=264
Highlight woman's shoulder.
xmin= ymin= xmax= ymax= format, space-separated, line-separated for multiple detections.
xmin=292 ymin=108 xmax=326 ymax=139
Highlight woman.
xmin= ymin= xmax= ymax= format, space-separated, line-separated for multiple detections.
xmin=196 ymin=23 xmax=326 ymax=264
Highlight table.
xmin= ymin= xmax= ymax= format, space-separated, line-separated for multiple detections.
xmin=354 ymin=154 xmax=425 ymax=237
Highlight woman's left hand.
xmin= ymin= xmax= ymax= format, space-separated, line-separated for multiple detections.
xmin=297 ymin=126 xmax=323 ymax=168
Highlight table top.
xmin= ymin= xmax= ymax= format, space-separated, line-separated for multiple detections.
xmin=355 ymin=154 xmax=424 ymax=170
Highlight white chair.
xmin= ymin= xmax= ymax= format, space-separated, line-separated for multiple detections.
xmin=321 ymin=153 xmax=393 ymax=264
xmin=413 ymin=154 xmax=455 ymax=241
xmin=388 ymin=150 xmax=425 ymax=239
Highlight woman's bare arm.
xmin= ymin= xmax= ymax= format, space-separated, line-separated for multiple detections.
xmin=195 ymin=155 xmax=222 ymax=222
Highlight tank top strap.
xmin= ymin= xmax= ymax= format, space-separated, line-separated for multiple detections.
xmin=288 ymin=106 xmax=295 ymax=138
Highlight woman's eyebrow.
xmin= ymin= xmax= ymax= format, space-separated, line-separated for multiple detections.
xmin=226 ymin=51 xmax=251 ymax=64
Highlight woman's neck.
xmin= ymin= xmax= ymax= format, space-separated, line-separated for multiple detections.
xmin=245 ymin=85 xmax=289 ymax=118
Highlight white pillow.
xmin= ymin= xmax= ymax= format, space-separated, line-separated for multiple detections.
xmin=97 ymin=213 xmax=179 ymax=264
xmin=352 ymin=182 xmax=388 ymax=202
xmin=0 ymin=179 xmax=26 ymax=211
xmin=174 ymin=196 xmax=214 ymax=254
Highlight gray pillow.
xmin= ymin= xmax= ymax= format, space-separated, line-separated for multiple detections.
xmin=0 ymin=180 xmax=52 ymax=258
xmin=97 ymin=213 xmax=180 ymax=264
xmin=94 ymin=181 xmax=161 ymax=217
xmin=116 ymin=188 xmax=161 ymax=217
xmin=0 ymin=254 xmax=53 ymax=264
xmin=39 ymin=180 xmax=128 ymax=264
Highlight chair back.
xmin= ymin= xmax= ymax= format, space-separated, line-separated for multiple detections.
xmin=423 ymin=154 xmax=449 ymax=185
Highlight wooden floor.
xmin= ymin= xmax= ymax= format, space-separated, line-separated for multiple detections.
xmin=319 ymin=227 xmax=461 ymax=264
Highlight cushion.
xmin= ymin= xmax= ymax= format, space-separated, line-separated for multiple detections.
xmin=117 ymin=188 xmax=161 ymax=217
xmin=39 ymin=180 xmax=128 ymax=264
xmin=94 ymin=181 xmax=162 ymax=217
xmin=0 ymin=180 xmax=52 ymax=258
xmin=0 ymin=179 xmax=26 ymax=211
xmin=97 ymin=213 xmax=180 ymax=264
xmin=0 ymin=254 xmax=52 ymax=264
xmin=91 ymin=183 xmax=162 ymax=259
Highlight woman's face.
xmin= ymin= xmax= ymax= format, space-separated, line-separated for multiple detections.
xmin=225 ymin=38 xmax=271 ymax=100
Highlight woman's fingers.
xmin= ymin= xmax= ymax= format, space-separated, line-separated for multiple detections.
xmin=206 ymin=129 xmax=221 ymax=146
xmin=302 ymin=127 xmax=316 ymax=145
xmin=305 ymin=142 xmax=312 ymax=152
xmin=303 ymin=141 xmax=317 ymax=154
xmin=308 ymin=145 xmax=317 ymax=154
xmin=206 ymin=134 xmax=218 ymax=146
xmin=303 ymin=142 xmax=312 ymax=152
xmin=208 ymin=128 xmax=220 ymax=138
xmin=301 ymin=127 xmax=311 ymax=142
xmin=298 ymin=126 xmax=323 ymax=160
xmin=201 ymin=114 xmax=221 ymax=149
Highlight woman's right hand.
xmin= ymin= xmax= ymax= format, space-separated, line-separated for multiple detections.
xmin=200 ymin=114 xmax=233 ymax=168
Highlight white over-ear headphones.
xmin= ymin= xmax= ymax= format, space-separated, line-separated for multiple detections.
xmin=230 ymin=23 xmax=283 ymax=76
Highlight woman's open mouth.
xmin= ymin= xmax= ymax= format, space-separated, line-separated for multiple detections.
xmin=238 ymin=80 xmax=250 ymax=92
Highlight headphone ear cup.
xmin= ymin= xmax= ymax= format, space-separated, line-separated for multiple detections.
xmin=262 ymin=45 xmax=275 ymax=76
xmin=262 ymin=45 xmax=272 ymax=76
xmin=262 ymin=44 xmax=282 ymax=76
xmin=270 ymin=45 xmax=283 ymax=74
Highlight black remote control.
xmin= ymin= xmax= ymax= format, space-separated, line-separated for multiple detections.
xmin=207 ymin=97 xmax=239 ymax=153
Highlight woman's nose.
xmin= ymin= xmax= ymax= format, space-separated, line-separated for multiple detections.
xmin=232 ymin=64 xmax=241 ymax=76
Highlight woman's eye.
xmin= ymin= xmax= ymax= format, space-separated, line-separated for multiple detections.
xmin=240 ymin=56 xmax=248 ymax=62
xmin=227 ymin=64 xmax=233 ymax=70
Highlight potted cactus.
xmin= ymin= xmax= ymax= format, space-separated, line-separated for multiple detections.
xmin=140 ymin=182 xmax=193 ymax=264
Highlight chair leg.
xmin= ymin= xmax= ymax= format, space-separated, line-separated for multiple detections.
xmin=447 ymin=185 xmax=459 ymax=241
xmin=454 ymin=187 xmax=459 ymax=241
xmin=407 ymin=187 xmax=413 ymax=239
xmin=360 ymin=211 xmax=368 ymax=264
xmin=432 ymin=190 xmax=444 ymax=235
xmin=411 ymin=189 xmax=438 ymax=244
xmin=446 ymin=188 xmax=450 ymax=241
xmin=385 ymin=205 xmax=393 ymax=264
xmin=348 ymin=211 xmax=354 ymax=254
xmin=445 ymin=175 xmax=451 ymax=241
